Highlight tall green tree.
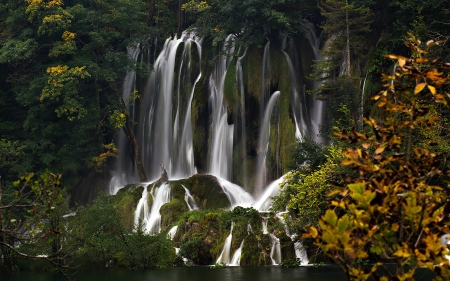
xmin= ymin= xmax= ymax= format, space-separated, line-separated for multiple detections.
xmin=0 ymin=0 xmax=150 ymax=186
xmin=183 ymin=0 xmax=313 ymax=48
xmin=313 ymin=0 xmax=372 ymax=134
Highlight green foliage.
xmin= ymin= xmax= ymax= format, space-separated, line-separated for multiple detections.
xmin=0 ymin=0 xmax=151 ymax=186
xmin=279 ymin=257 xmax=302 ymax=268
xmin=179 ymin=237 xmax=210 ymax=264
xmin=306 ymin=35 xmax=450 ymax=280
xmin=183 ymin=0 xmax=313 ymax=48
xmin=70 ymin=192 xmax=175 ymax=270
xmin=114 ymin=185 xmax=144 ymax=230
xmin=285 ymin=137 xmax=329 ymax=171
xmin=0 ymin=139 xmax=30 ymax=182
xmin=273 ymin=146 xmax=347 ymax=233
xmin=0 ymin=173 xmax=66 ymax=273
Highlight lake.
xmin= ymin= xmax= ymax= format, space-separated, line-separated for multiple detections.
xmin=3 ymin=265 xmax=437 ymax=281
xmin=4 ymin=265 xmax=347 ymax=281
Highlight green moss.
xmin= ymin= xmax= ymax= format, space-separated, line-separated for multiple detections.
xmin=160 ymin=199 xmax=188 ymax=230
xmin=279 ymin=234 xmax=296 ymax=261
xmin=243 ymin=46 xmax=263 ymax=101
xmin=173 ymin=174 xmax=230 ymax=209
xmin=176 ymin=209 xmax=223 ymax=265
xmin=191 ymin=76 xmax=208 ymax=171
xmin=240 ymin=234 xmax=262 ymax=266
xmin=224 ymin=58 xmax=240 ymax=113
xmin=114 ymin=184 xmax=144 ymax=230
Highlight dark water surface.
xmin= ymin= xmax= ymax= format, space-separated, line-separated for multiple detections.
xmin=3 ymin=265 xmax=348 ymax=281
xmin=2 ymin=265 xmax=437 ymax=281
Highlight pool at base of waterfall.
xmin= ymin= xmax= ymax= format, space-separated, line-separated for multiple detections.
xmin=2 ymin=265 xmax=437 ymax=281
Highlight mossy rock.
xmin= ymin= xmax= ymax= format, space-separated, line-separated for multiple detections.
xmin=240 ymin=234 xmax=263 ymax=266
xmin=114 ymin=184 xmax=144 ymax=230
xmin=279 ymin=233 xmax=296 ymax=261
xmin=177 ymin=210 xmax=222 ymax=265
xmin=160 ymin=199 xmax=188 ymax=230
xmin=172 ymin=174 xmax=230 ymax=209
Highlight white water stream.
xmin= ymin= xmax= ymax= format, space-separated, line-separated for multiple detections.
xmin=216 ymin=222 xmax=234 ymax=264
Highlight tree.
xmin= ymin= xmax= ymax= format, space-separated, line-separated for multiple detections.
xmin=0 ymin=0 xmax=151 ymax=186
xmin=68 ymin=192 xmax=174 ymax=270
xmin=182 ymin=0 xmax=310 ymax=48
xmin=312 ymin=0 xmax=372 ymax=133
xmin=318 ymin=0 xmax=372 ymax=77
xmin=0 ymin=173 xmax=67 ymax=274
xmin=304 ymin=35 xmax=450 ymax=280
xmin=273 ymin=146 xmax=347 ymax=234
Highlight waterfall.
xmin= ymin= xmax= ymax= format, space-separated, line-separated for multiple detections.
xmin=110 ymin=28 xmax=328 ymax=197
xmin=208 ymin=35 xmax=235 ymax=180
xmin=302 ymin=20 xmax=327 ymax=144
xmin=255 ymin=91 xmax=280 ymax=196
xmin=134 ymin=186 xmax=149 ymax=227
xmin=216 ymin=222 xmax=234 ymax=264
xmin=230 ymin=240 xmax=244 ymax=266
xmin=167 ymin=225 xmax=178 ymax=240
xmin=276 ymin=212 xmax=309 ymax=265
xmin=253 ymin=175 xmax=284 ymax=211
xmin=262 ymin=217 xmax=269 ymax=234
xmin=182 ymin=184 xmax=199 ymax=210
xmin=260 ymin=41 xmax=271 ymax=119
xmin=216 ymin=177 xmax=254 ymax=208
xmin=269 ymin=233 xmax=282 ymax=265
xmin=109 ymin=33 xmax=202 ymax=192
xmin=237 ymin=48 xmax=249 ymax=189
xmin=171 ymin=39 xmax=202 ymax=179
xmin=294 ymin=241 xmax=309 ymax=265
xmin=137 ymin=183 xmax=171 ymax=233
xmin=282 ymin=51 xmax=305 ymax=141
xmin=109 ymin=45 xmax=141 ymax=194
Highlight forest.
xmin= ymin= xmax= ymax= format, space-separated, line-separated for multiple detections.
xmin=1 ymin=0 xmax=450 ymax=279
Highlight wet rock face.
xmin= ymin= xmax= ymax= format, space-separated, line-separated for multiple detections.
xmin=178 ymin=217 xmax=221 ymax=265
xmin=114 ymin=185 xmax=145 ymax=230
xmin=172 ymin=174 xmax=230 ymax=209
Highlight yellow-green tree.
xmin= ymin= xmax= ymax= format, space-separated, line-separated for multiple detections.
xmin=305 ymin=34 xmax=450 ymax=280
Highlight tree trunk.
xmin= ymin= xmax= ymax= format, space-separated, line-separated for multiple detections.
xmin=147 ymin=0 xmax=156 ymax=26
xmin=345 ymin=0 xmax=351 ymax=77
xmin=120 ymin=99 xmax=148 ymax=182
xmin=177 ymin=0 xmax=183 ymax=37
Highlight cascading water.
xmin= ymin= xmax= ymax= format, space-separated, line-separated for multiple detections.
xmin=112 ymin=32 xmax=202 ymax=185
xmin=260 ymin=41 xmax=271 ymax=119
xmin=255 ymin=91 xmax=281 ymax=196
xmin=262 ymin=217 xmax=269 ymax=234
xmin=109 ymin=45 xmax=141 ymax=195
xmin=216 ymin=222 xmax=234 ymax=264
xmin=182 ymin=184 xmax=199 ymax=210
xmin=216 ymin=177 xmax=254 ymax=208
xmin=230 ymin=240 xmax=244 ymax=266
xmin=207 ymin=35 xmax=235 ymax=180
xmin=276 ymin=213 xmax=309 ymax=265
xmin=167 ymin=225 xmax=178 ymax=240
xmin=236 ymin=48 xmax=249 ymax=189
xmin=108 ymin=25 xmax=336 ymax=266
xmin=134 ymin=186 xmax=149 ymax=227
xmin=253 ymin=175 xmax=285 ymax=212
xmin=135 ymin=183 xmax=171 ymax=233
xmin=269 ymin=233 xmax=282 ymax=265
xmin=171 ymin=39 xmax=202 ymax=178
xmin=300 ymin=20 xmax=327 ymax=144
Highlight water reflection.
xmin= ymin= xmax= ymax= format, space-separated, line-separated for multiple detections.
xmin=3 ymin=265 xmax=436 ymax=281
